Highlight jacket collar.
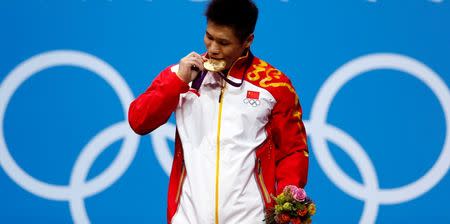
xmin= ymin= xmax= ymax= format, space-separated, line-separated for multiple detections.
xmin=202 ymin=49 xmax=254 ymax=87
xmin=227 ymin=49 xmax=254 ymax=80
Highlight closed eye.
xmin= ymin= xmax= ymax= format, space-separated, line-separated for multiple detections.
xmin=218 ymin=41 xmax=230 ymax=46
xmin=206 ymin=31 xmax=230 ymax=46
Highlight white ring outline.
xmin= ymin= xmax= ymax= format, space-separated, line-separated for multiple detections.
xmin=0 ymin=50 xmax=140 ymax=223
xmin=304 ymin=121 xmax=380 ymax=224
xmin=308 ymin=53 xmax=449 ymax=222
xmin=309 ymin=53 xmax=450 ymax=203
xmin=150 ymin=123 xmax=176 ymax=176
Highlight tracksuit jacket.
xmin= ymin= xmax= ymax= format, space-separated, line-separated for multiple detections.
xmin=128 ymin=51 xmax=309 ymax=224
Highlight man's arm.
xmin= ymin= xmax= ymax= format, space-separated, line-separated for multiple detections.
xmin=128 ymin=66 xmax=189 ymax=135
xmin=128 ymin=52 xmax=206 ymax=135
xmin=270 ymin=80 xmax=309 ymax=194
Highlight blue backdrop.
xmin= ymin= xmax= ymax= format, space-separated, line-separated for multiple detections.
xmin=1 ymin=0 xmax=449 ymax=223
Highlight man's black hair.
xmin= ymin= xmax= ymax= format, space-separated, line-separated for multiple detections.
xmin=205 ymin=0 xmax=258 ymax=42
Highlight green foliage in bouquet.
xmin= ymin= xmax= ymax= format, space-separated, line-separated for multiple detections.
xmin=265 ymin=185 xmax=316 ymax=224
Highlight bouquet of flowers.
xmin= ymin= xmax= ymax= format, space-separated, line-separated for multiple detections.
xmin=265 ymin=185 xmax=316 ymax=224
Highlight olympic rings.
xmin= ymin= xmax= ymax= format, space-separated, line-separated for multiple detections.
xmin=243 ymin=98 xmax=261 ymax=107
xmin=0 ymin=50 xmax=140 ymax=223
xmin=1 ymin=51 xmax=448 ymax=223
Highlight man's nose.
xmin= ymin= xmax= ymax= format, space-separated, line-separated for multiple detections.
xmin=209 ymin=42 xmax=220 ymax=56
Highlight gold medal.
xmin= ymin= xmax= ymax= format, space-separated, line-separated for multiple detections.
xmin=203 ymin=59 xmax=226 ymax=72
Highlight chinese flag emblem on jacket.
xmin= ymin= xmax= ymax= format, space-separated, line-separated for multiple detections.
xmin=247 ymin=90 xmax=260 ymax=100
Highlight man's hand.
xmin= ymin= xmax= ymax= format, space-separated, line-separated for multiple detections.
xmin=176 ymin=52 xmax=207 ymax=83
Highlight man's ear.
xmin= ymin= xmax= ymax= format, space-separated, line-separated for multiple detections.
xmin=244 ymin=34 xmax=254 ymax=48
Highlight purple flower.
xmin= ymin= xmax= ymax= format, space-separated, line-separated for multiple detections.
xmin=283 ymin=185 xmax=307 ymax=202
xmin=293 ymin=188 xmax=306 ymax=201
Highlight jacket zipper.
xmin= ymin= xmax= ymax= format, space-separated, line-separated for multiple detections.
xmin=215 ymin=84 xmax=226 ymax=224
xmin=257 ymin=159 xmax=271 ymax=203
xmin=213 ymin=53 xmax=247 ymax=223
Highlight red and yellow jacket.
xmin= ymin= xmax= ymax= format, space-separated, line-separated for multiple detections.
xmin=128 ymin=52 xmax=308 ymax=224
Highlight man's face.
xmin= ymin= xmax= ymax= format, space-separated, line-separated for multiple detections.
xmin=204 ymin=21 xmax=253 ymax=70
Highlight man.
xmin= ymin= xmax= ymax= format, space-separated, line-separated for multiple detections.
xmin=128 ymin=0 xmax=308 ymax=223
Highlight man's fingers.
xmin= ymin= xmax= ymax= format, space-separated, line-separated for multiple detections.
xmin=191 ymin=54 xmax=204 ymax=65
xmin=191 ymin=59 xmax=203 ymax=71
xmin=180 ymin=52 xmax=206 ymax=74
xmin=187 ymin=52 xmax=201 ymax=60
xmin=185 ymin=57 xmax=204 ymax=71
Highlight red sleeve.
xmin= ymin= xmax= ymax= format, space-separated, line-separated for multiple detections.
xmin=128 ymin=65 xmax=189 ymax=135
xmin=271 ymin=80 xmax=309 ymax=194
